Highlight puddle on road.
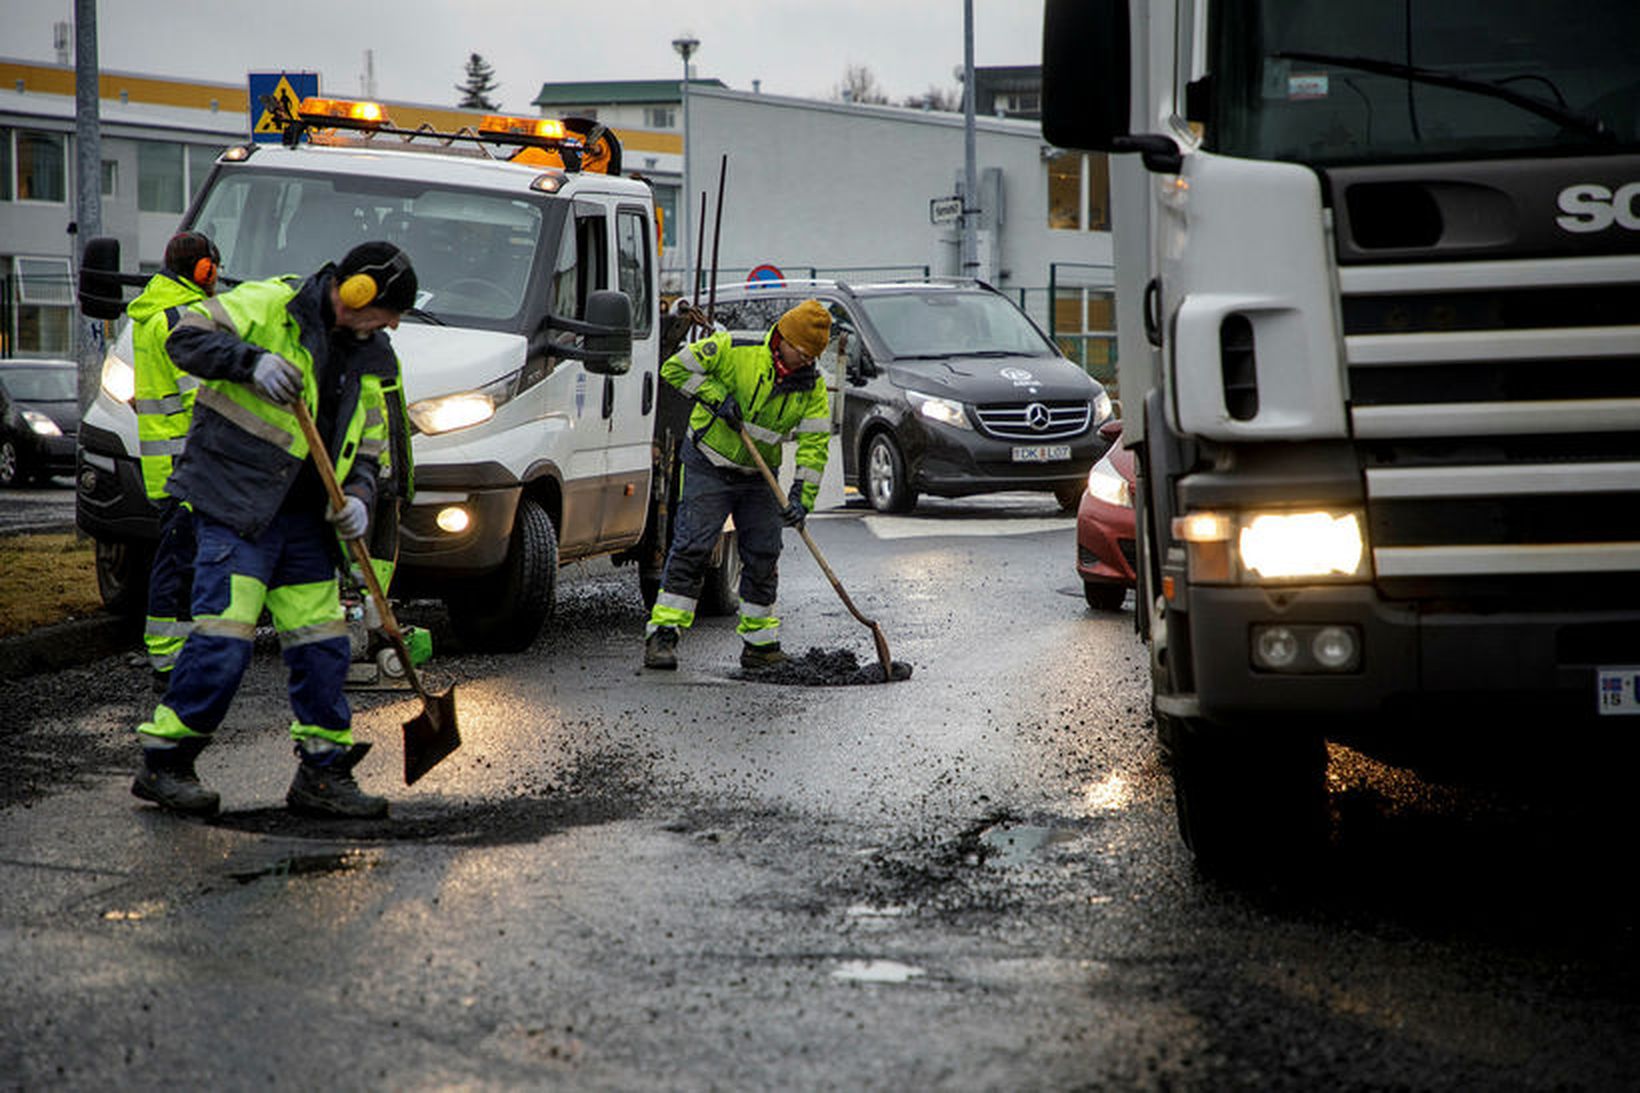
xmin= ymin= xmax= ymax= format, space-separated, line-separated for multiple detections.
xmin=979 ymin=824 xmax=1077 ymax=867
xmin=831 ymin=959 xmax=926 ymax=984
xmin=226 ymin=847 xmax=381 ymax=885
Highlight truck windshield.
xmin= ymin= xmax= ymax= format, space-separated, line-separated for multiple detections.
xmin=188 ymin=168 xmax=556 ymax=329
xmin=1208 ymin=0 xmax=1640 ymax=165
xmin=859 ymin=292 xmax=1056 ymax=359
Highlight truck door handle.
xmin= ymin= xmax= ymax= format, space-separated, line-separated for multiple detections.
xmin=1143 ymin=277 xmax=1163 ymax=349
xmin=641 ymin=371 xmax=654 ymax=415
xmin=602 ymin=376 xmax=615 ymax=419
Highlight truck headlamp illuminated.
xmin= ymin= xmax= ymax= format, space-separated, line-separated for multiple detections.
xmin=407 ymin=369 xmax=521 ymax=435
xmin=1238 ymin=511 xmax=1364 ymax=580
xmin=1086 ymin=455 xmax=1130 ymax=507
xmin=435 ymin=506 xmax=471 ymax=534
xmin=100 ymin=350 xmax=135 ymax=404
xmin=906 ymin=389 xmax=971 ymax=430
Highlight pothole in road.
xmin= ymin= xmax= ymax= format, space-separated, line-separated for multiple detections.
xmin=978 ymin=823 xmax=1078 ymax=867
xmin=737 ymin=647 xmax=914 ymax=686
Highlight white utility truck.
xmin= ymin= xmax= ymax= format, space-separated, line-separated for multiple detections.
xmin=78 ymin=98 xmax=732 ymax=653
xmin=1043 ymin=0 xmax=1640 ymax=874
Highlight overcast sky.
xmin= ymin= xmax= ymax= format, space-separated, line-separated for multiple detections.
xmin=5 ymin=1 xmax=1044 ymax=109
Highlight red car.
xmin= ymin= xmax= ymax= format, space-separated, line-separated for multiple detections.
xmin=1075 ymin=420 xmax=1135 ymax=610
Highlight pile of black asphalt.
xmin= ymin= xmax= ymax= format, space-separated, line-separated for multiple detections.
xmin=740 ymin=646 xmax=914 ymax=686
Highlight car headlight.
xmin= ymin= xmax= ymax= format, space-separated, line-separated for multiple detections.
xmin=22 ymin=409 xmax=61 ymax=437
xmin=1172 ymin=508 xmax=1366 ymax=583
xmin=407 ymin=369 xmax=520 ymax=435
xmin=1093 ymin=389 xmax=1113 ymax=424
xmin=100 ymin=349 xmax=135 ymax=404
xmin=1086 ymin=455 xmax=1130 ymax=507
xmin=906 ymin=389 xmax=971 ymax=430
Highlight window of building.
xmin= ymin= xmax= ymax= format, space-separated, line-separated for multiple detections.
xmin=138 ymin=140 xmax=185 ymax=213
xmin=14 ymin=130 xmax=68 ymax=203
xmin=101 ymin=159 xmax=118 ymax=198
xmin=9 ymin=256 xmax=75 ymax=355
xmin=1046 ymin=151 xmax=1110 ymax=232
xmin=644 ymin=106 xmax=676 ymax=129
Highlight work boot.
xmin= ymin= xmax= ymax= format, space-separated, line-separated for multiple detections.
xmin=644 ymin=626 xmax=679 ymax=670
xmin=740 ymin=642 xmax=788 ymax=670
xmin=286 ymin=743 xmax=388 ymax=819
xmin=132 ymin=737 xmax=220 ymax=817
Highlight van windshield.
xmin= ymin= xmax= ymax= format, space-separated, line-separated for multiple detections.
xmin=189 ymin=168 xmax=557 ymax=328
xmin=1207 ymin=0 xmax=1640 ymax=165
xmin=858 ymin=292 xmax=1056 ymax=359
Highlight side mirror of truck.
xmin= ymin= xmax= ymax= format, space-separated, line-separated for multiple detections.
xmin=537 ymin=289 xmax=634 ymax=376
xmin=582 ymin=290 xmax=633 ymax=376
xmin=1042 ymin=0 xmax=1182 ymax=174
xmin=78 ymin=236 xmax=130 ymax=321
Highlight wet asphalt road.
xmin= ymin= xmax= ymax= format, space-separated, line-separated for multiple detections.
xmin=0 ymin=481 xmax=76 ymax=534
xmin=2 ymin=493 xmax=1638 ymax=1090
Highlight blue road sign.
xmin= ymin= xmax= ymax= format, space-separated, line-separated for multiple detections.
xmin=248 ymin=71 xmax=320 ymax=142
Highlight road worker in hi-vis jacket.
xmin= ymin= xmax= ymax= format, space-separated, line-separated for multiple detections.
xmin=131 ymin=241 xmax=415 ymax=821
xmin=126 ymin=231 xmax=220 ymax=694
xmin=645 ymin=299 xmax=832 ymax=672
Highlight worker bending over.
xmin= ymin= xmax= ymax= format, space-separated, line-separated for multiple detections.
xmin=645 ymin=299 xmax=832 ymax=671
xmin=131 ymin=241 xmax=416 ymax=820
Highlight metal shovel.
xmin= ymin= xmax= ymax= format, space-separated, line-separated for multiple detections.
xmin=732 ymin=422 xmax=898 ymax=682
xmin=291 ymin=400 xmax=460 ymax=784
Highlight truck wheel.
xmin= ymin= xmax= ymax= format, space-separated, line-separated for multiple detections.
xmin=446 ymin=498 xmax=557 ymax=653
xmin=1083 ymin=581 xmax=1126 ymax=611
xmin=865 ymin=433 xmax=917 ymax=514
xmin=94 ymin=538 xmax=154 ymax=619
xmin=1161 ymin=711 xmax=1329 ymax=881
xmin=698 ymin=528 xmax=742 ymax=617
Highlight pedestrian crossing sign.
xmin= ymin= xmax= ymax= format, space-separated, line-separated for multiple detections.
xmin=248 ymin=71 xmax=320 ymax=142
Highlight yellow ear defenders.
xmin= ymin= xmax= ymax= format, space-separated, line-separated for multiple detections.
xmin=338 ymin=250 xmax=411 ymax=310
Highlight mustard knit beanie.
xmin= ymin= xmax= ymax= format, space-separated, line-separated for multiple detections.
xmin=776 ymin=299 xmax=832 ymax=359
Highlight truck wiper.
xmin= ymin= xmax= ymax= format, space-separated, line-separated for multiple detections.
xmin=405 ymin=305 xmax=446 ymax=326
xmin=1275 ymin=50 xmax=1613 ymax=143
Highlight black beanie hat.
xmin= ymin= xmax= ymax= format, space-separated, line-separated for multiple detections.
xmin=336 ymin=241 xmax=418 ymax=312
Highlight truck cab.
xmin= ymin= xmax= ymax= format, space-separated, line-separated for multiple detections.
xmin=1044 ymin=0 xmax=1640 ymax=876
xmin=77 ymin=101 xmax=662 ymax=652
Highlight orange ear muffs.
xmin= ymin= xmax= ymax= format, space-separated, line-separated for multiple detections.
xmin=338 ymin=272 xmax=378 ymax=309
xmin=191 ymin=255 xmax=218 ymax=290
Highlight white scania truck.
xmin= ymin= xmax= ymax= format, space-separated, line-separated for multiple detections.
xmin=78 ymin=99 xmax=732 ymax=654
xmin=1043 ymin=0 xmax=1640 ymax=874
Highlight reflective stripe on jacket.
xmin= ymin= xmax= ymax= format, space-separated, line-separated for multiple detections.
xmin=164 ymin=272 xmax=398 ymax=539
xmin=662 ymin=328 xmax=830 ymax=509
xmin=127 ymin=273 xmax=208 ymax=501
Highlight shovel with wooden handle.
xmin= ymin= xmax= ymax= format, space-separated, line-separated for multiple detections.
xmin=291 ymin=399 xmax=460 ymax=785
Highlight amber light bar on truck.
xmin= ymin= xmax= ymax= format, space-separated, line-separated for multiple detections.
xmin=261 ymin=93 xmax=620 ymax=174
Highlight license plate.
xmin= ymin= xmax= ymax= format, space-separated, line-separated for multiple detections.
xmin=1597 ymin=666 xmax=1640 ymax=715
xmin=1011 ymin=444 xmax=1071 ymax=463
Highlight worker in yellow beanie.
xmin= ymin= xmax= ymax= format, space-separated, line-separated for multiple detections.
xmin=645 ymin=299 xmax=833 ymax=671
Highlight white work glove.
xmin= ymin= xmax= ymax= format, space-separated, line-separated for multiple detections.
xmin=328 ymin=495 xmax=369 ymax=540
xmin=252 ymin=352 xmax=301 ymax=404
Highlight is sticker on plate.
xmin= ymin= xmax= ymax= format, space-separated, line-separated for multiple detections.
xmin=1012 ymin=444 xmax=1071 ymax=463
xmin=1597 ymin=666 xmax=1640 ymax=715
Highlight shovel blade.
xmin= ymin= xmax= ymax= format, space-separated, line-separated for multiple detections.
xmin=403 ymin=687 xmax=460 ymax=786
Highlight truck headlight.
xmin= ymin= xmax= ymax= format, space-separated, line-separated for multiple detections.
xmin=906 ymin=389 xmax=971 ymax=430
xmin=408 ymin=369 xmax=520 ymax=435
xmin=23 ymin=410 xmax=61 ymax=437
xmin=100 ymin=350 xmax=135 ymax=404
xmin=1173 ymin=508 xmax=1367 ymax=583
xmin=1085 ymin=455 xmax=1130 ymax=507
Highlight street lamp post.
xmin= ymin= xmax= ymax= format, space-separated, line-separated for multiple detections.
xmin=671 ymin=33 xmax=700 ymax=298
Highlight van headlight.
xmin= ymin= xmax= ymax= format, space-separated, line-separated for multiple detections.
xmin=408 ymin=369 xmax=521 ymax=435
xmin=100 ymin=349 xmax=135 ymax=404
xmin=906 ymin=389 xmax=971 ymax=430
xmin=1172 ymin=509 xmax=1366 ymax=583
xmin=1093 ymin=389 xmax=1113 ymax=424
xmin=23 ymin=410 xmax=61 ymax=437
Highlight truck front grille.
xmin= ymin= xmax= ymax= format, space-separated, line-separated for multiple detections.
xmin=972 ymin=399 xmax=1091 ymax=440
xmin=1339 ymin=257 xmax=1640 ymax=597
